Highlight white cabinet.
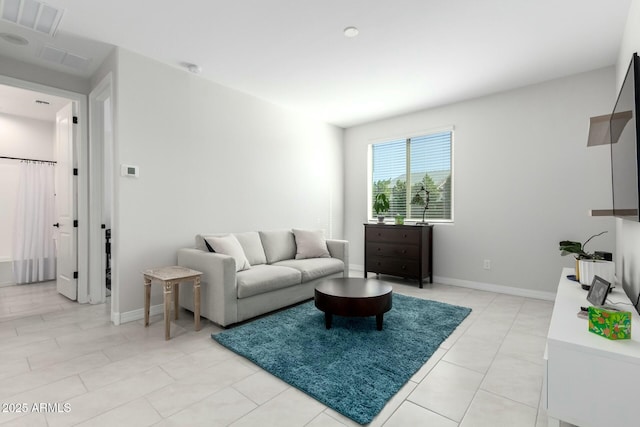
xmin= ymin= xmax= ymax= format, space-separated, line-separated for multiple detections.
xmin=544 ymin=268 xmax=640 ymax=426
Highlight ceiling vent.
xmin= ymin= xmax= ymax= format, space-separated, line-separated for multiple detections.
xmin=1 ymin=0 xmax=64 ymax=36
xmin=39 ymin=44 xmax=91 ymax=71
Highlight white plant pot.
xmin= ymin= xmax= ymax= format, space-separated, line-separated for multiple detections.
xmin=578 ymin=259 xmax=615 ymax=286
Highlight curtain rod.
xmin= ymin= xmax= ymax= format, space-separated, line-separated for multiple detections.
xmin=0 ymin=156 xmax=56 ymax=164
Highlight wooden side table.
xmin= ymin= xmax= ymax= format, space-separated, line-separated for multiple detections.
xmin=143 ymin=266 xmax=202 ymax=340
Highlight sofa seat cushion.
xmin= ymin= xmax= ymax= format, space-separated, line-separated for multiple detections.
xmin=236 ymin=264 xmax=302 ymax=299
xmin=273 ymin=258 xmax=344 ymax=282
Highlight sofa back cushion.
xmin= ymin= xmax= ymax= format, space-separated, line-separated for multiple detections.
xmin=195 ymin=233 xmax=222 ymax=251
xmin=234 ymin=232 xmax=267 ymax=265
xmin=259 ymin=230 xmax=297 ymax=264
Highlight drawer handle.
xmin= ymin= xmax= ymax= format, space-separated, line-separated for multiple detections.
xmin=402 ymin=249 xmax=407 ymax=254
xmin=403 ymin=234 xmax=407 ymax=238
xmin=377 ymin=233 xmax=382 ymax=237
xmin=402 ymin=265 xmax=407 ymax=270
xmin=377 ymin=262 xmax=381 ymax=266
xmin=377 ymin=248 xmax=381 ymax=251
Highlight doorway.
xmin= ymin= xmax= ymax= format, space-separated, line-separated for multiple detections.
xmin=0 ymin=75 xmax=91 ymax=303
xmin=0 ymin=86 xmax=60 ymax=287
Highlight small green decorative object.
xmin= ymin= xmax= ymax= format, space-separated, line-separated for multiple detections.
xmin=394 ymin=215 xmax=404 ymax=225
xmin=588 ymin=306 xmax=631 ymax=340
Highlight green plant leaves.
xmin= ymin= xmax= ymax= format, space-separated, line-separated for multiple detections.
xmin=558 ymin=231 xmax=607 ymax=259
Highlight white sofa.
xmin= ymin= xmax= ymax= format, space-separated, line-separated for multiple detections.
xmin=177 ymin=229 xmax=349 ymax=327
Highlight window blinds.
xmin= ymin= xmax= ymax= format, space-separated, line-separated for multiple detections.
xmin=371 ymin=131 xmax=452 ymax=221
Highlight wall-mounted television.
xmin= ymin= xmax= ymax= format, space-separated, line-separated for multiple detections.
xmin=610 ymin=52 xmax=640 ymax=221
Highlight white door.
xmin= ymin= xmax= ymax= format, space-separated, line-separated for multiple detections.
xmin=55 ymin=102 xmax=78 ymax=300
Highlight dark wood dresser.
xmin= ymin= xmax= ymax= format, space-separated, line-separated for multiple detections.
xmin=364 ymin=223 xmax=433 ymax=288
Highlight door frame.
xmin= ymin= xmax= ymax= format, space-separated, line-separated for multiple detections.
xmin=0 ymin=75 xmax=89 ymax=303
xmin=88 ymin=73 xmax=114 ymax=312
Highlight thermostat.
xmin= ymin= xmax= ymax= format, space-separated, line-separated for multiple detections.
xmin=121 ymin=164 xmax=139 ymax=177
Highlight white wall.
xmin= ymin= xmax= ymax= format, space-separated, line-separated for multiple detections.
xmin=0 ymin=113 xmax=54 ymax=284
xmin=344 ymin=67 xmax=616 ymax=295
xmin=111 ymin=48 xmax=344 ymax=314
xmin=0 ymin=113 xmax=55 ymax=159
xmin=0 ymin=54 xmax=89 ymax=95
xmin=615 ymin=0 xmax=640 ymax=304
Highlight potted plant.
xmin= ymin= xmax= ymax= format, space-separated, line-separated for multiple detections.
xmin=373 ymin=193 xmax=390 ymax=223
xmin=559 ymin=231 xmax=607 ymax=282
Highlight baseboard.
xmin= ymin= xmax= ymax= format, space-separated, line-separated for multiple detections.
xmin=113 ymin=303 xmax=164 ymax=325
xmin=110 ymin=311 xmax=120 ymax=326
xmin=434 ymin=275 xmax=556 ymax=301
xmin=352 ymin=264 xmax=555 ymax=301
xmin=350 ymin=264 xmax=364 ymax=273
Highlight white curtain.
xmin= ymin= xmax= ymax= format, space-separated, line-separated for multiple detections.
xmin=12 ymin=161 xmax=56 ymax=284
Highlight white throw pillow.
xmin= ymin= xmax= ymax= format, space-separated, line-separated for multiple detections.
xmin=292 ymin=229 xmax=330 ymax=260
xmin=204 ymin=235 xmax=251 ymax=272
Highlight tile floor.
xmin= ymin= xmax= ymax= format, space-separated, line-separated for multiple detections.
xmin=0 ymin=276 xmax=564 ymax=426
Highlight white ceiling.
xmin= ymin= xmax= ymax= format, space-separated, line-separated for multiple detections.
xmin=0 ymin=0 xmax=633 ymax=127
xmin=0 ymin=84 xmax=70 ymax=121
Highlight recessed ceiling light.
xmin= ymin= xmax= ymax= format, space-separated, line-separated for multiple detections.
xmin=344 ymin=26 xmax=359 ymax=38
xmin=0 ymin=32 xmax=29 ymax=45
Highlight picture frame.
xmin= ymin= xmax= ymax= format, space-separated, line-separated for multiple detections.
xmin=587 ymin=275 xmax=611 ymax=307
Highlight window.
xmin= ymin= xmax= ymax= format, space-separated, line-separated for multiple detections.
xmin=370 ymin=130 xmax=453 ymax=222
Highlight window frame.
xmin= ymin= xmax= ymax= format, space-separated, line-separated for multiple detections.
xmin=367 ymin=126 xmax=454 ymax=224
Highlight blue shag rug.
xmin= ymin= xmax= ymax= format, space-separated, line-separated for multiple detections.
xmin=212 ymin=293 xmax=471 ymax=424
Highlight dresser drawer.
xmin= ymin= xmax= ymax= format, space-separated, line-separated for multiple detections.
xmin=366 ymin=256 xmax=419 ymax=277
xmin=365 ymin=227 xmax=420 ymax=244
xmin=366 ymin=242 xmax=419 ymax=258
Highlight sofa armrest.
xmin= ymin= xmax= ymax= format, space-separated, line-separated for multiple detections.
xmin=326 ymin=239 xmax=349 ymax=277
xmin=177 ymin=248 xmax=238 ymax=326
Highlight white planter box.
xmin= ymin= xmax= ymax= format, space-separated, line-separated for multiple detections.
xmin=579 ymin=259 xmax=614 ymax=286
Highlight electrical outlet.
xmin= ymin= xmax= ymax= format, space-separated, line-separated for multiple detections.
xmin=483 ymin=259 xmax=491 ymax=270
